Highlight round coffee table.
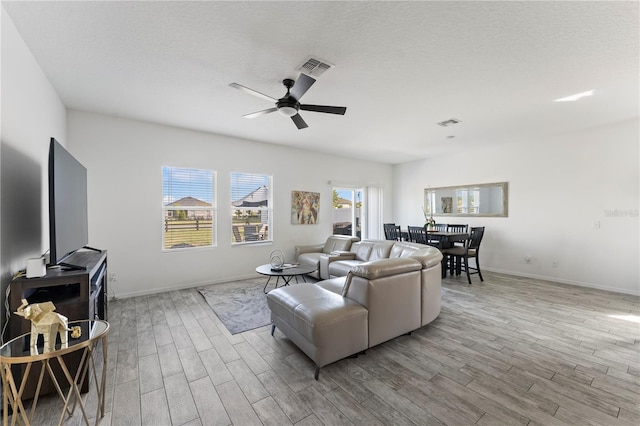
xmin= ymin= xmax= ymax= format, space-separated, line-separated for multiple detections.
xmin=256 ymin=263 xmax=317 ymax=293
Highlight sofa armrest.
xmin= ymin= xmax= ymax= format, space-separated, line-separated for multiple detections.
xmin=409 ymin=247 xmax=443 ymax=269
xmin=330 ymin=251 xmax=356 ymax=258
xmin=319 ymin=252 xmax=356 ymax=279
xmin=295 ymin=243 xmax=325 ymax=259
xmin=342 ymin=260 xmax=422 ymax=347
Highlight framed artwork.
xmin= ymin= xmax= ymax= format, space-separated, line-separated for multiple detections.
xmin=441 ymin=196 xmax=453 ymax=214
xmin=291 ymin=191 xmax=319 ymax=224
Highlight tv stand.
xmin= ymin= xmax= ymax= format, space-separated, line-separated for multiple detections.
xmin=9 ymin=249 xmax=107 ymax=399
xmin=57 ymin=262 xmax=87 ymax=271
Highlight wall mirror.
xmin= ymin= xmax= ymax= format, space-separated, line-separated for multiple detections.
xmin=424 ymin=182 xmax=508 ymax=217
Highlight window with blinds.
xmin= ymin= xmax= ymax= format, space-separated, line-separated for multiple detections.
xmin=162 ymin=166 xmax=216 ymax=250
xmin=231 ymin=172 xmax=272 ymax=244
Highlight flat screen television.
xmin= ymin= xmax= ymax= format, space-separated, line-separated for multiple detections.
xmin=48 ymin=137 xmax=89 ymax=267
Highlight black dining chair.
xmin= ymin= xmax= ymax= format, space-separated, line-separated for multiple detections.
xmin=447 ymin=224 xmax=469 ymax=247
xmin=407 ymin=226 xmax=428 ymax=244
xmin=426 ymin=223 xmax=447 ymax=247
xmin=441 ymin=226 xmax=485 ymax=284
xmin=383 ymin=223 xmax=402 ymax=241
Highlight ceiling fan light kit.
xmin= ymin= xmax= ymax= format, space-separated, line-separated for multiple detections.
xmin=230 ymin=73 xmax=346 ymax=129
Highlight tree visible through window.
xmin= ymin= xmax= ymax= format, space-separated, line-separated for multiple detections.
xmin=162 ymin=167 xmax=215 ymax=250
xmin=231 ymin=172 xmax=272 ymax=243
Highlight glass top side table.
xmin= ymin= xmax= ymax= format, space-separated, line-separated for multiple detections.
xmin=1 ymin=319 xmax=109 ymax=426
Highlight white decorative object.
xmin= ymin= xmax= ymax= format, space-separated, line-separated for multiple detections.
xmin=15 ymin=299 xmax=69 ymax=354
xmin=270 ymin=250 xmax=285 ymax=271
xmin=26 ymin=257 xmax=46 ymax=278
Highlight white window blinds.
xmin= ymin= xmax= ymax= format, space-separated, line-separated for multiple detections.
xmin=231 ymin=172 xmax=272 ymax=244
xmin=162 ymin=166 xmax=216 ymax=250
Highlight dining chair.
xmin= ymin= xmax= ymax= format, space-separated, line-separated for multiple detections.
xmin=407 ymin=226 xmax=428 ymax=244
xmin=383 ymin=223 xmax=402 ymax=241
xmin=426 ymin=223 xmax=447 ymax=247
xmin=447 ymin=224 xmax=469 ymax=247
xmin=441 ymin=226 xmax=485 ymax=284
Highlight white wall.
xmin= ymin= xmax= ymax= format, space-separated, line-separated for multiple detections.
xmin=393 ymin=118 xmax=640 ymax=295
xmin=0 ymin=7 xmax=67 ymax=340
xmin=67 ymin=111 xmax=392 ymax=298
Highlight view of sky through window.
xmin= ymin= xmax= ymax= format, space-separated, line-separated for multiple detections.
xmin=231 ymin=173 xmax=269 ymax=202
xmin=163 ymin=167 xmax=213 ymax=205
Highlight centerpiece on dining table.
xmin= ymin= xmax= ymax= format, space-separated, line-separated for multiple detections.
xmin=422 ymin=207 xmax=436 ymax=231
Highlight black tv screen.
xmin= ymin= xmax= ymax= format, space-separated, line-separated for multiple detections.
xmin=48 ymin=138 xmax=88 ymax=265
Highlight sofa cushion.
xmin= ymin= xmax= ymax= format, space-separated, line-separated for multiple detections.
xmin=352 ymin=242 xmax=373 ymax=261
xmin=328 ymin=259 xmax=363 ymax=278
xmin=322 ymin=235 xmax=358 ymax=254
xmin=389 ymin=243 xmax=419 ymax=259
xmin=369 ymin=242 xmax=394 ymax=260
xmin=315 ymin=276 xmax=347 ymax=295
xmin=298 ymin=252 xmax=323 ymax=268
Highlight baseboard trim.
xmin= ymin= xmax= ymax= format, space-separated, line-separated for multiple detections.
xmin=110 ymin=273 xmax=259 ymax=300
xmin=483 ymin=267 xmax=640 ymax=296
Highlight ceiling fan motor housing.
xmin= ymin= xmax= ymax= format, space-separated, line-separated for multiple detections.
xmin=277 ymin=84 xmax=300 ymax=116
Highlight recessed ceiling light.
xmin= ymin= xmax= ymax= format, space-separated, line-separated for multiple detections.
xmin=554 ymin=90 xmax=594 ymax=102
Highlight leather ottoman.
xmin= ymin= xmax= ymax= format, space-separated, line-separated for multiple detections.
xmin=266 ymin=283 xmax=368 ymax=379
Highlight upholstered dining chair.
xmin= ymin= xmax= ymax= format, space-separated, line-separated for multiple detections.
xmin=441 ymin=226 xmax=485 ymax=284
xmin=383 ymin=223 xmax=402 ymax=241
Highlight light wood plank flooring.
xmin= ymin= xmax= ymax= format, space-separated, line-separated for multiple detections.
xmin=18 ymin=271 xmax=640 ymax=425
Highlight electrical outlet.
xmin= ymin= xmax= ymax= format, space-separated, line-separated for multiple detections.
xmin=109 ymin=272 xmax=118 ymax=282
xmin=552 ymin=261 xmax=559 ymax=268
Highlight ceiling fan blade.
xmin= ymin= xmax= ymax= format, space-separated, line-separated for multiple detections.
xmin=243 ymin=108 xmax=277 ymax=119
xmin=300 ymin=104 xmax=347 ymax=115
xmin=291 ymin=113 xmax=308 ymax=129
xmin=290 ymin=73 xmax=316 ymax=101
xmin=229 ymin=83 xmax=277 ymax=103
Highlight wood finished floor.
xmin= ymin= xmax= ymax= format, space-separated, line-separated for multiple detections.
xmin=19 ymin=271 xmax=640 ymax=425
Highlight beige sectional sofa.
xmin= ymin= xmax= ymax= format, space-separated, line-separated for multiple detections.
xmin=267 ymin=240 xmax=442 ymax=379
xmin=319 ymin=240 xmax=444 ymax=326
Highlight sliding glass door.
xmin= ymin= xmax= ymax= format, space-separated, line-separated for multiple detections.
xmin=332 ymin=187 xmax=363 ymax=239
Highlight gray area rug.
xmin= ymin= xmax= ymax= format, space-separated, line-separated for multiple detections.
xmin=197 ymin=277 xmax=273 ymax=335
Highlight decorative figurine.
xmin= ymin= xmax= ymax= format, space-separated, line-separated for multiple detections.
xmin=70 ymin=326 xmax=82 ymax=339
xmin=15 ymin=299 xmax=69 ymax=354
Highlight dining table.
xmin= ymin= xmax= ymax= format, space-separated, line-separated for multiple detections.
xmin=424 ymin=230 xmax=469 ymax=249
xmin=401 ymin=229 xmax=469 ymax=248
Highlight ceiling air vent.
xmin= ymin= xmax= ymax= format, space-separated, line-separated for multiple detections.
xmin=437 ymin=118 xmax=461 ymax=127
xmin=297 ymin=56 xmax=334 ymax=78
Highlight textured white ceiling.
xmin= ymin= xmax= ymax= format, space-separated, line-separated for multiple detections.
xmin=3 ymin=1 xmax=639 ymax=164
